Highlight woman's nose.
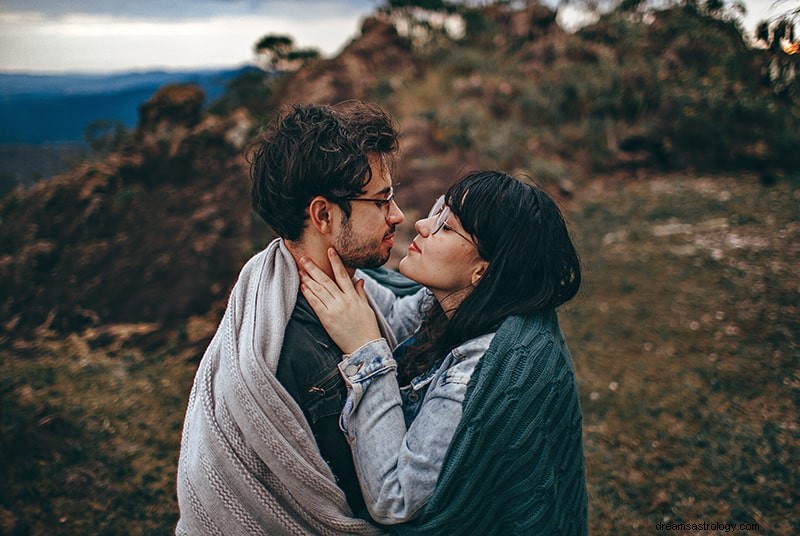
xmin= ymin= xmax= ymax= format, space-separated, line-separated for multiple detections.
xmin=415 ymin=216 xmax=433 ymax=236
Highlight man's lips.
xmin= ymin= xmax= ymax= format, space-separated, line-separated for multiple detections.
xmin=383 ymin=233 xmax=395 ymax=245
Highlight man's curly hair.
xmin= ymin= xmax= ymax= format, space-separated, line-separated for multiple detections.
xmin=249 ymin=101 xmax=399 ymax=241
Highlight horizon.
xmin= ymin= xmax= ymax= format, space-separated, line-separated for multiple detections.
xmin=0 ymin=64 xmax=257 ymax=77
xmin=0 ymin=0 xmax=782 ymax=75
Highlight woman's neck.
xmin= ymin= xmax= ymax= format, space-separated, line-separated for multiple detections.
xmin=432 ymin=287 xmax=472 ymax=319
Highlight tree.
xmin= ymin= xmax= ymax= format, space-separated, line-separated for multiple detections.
xmin=377 ymin=0 xmax=464 ymax=48
xmin=254 ymin=34 xmax=294 ymax=70
xmin=755 ymin=0 xmax=799 ymax=96
xmin=253 ymin=34 xmax=321 ymax=72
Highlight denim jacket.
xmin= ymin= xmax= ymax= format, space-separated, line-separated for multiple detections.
xmin=338 ymin=331 xmax=496 ymax=525
xmin=274 ymin=274 xmax=424 ymax=516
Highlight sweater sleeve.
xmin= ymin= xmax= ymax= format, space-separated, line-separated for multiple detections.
xmin=359 ymin=272 xmax=429 ymax=344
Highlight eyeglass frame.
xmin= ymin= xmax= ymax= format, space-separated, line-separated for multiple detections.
xmin=428 ymin=195 xmax=474 ymax=243
xmin=337 ymin=187 xmax=396 ymax=219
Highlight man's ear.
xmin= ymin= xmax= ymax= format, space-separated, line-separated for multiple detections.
xmin=471 ymin=260 xmax=489 ymax=286
xmin=307 ymin=196 xmax=335 ymax=234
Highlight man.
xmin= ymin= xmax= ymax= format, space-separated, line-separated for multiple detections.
xmin=253 ymin=101 xmax=403 ymax=516
xmin=176 ymin=102 xmax=418 ymax=535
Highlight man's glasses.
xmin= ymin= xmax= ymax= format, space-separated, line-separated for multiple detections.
xmin=341 ymin=187 xmax=395 ymax=219
xmin=428 ymin=195 xmax=473 ymax=243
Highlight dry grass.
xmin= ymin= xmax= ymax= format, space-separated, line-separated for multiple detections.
xmin=562 ymin=174 xmax=799 ymax=535
xmin=1 ymin=173 xmax=798 ymax=534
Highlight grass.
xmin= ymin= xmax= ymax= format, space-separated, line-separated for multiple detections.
xmin=1 ymin=335 xmax=197 ymax=534
xmin=562 ymin=174 xmax=799 ymax=534
xmin=1 ymin=173 xmax=798 ymax=534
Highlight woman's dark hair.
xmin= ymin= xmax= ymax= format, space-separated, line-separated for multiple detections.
xmin=397 ymin=170 xmax=582 ymax=384
xmin=249 ymin=101 xmax=398 ymax=241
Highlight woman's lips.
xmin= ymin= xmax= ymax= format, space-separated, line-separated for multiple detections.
xmin=408 ymin=241 xmax=421 ymax=253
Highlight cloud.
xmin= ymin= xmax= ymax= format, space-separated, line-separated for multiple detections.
xmin=0 ymin=0 xmax=375 ymax=21
xmin=0 ymin=1 xmax=379 ymax=72
xmin=0 ymin=9 xmax=372 ymax=72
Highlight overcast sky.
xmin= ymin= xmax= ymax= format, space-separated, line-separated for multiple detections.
xmin=0 ymin=0 xmax=784 ymax=74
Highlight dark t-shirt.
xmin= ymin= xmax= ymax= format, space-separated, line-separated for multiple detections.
xmin=275 ymin=294 xmax=367 ymax=517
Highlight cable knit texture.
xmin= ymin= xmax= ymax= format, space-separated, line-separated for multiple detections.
xmin=393 ymin=311 xmax=588 ymax=536
xmin=175 ymin=238 xmax=384 ymax=536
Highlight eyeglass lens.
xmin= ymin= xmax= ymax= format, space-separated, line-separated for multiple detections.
xmin=428 ymin=195 xmax=445 ymax=218
xmin=427 ymin=195 xmax=451 ymax=234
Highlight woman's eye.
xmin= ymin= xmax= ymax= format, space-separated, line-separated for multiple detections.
xmin=442 ymin=224 xmax=454 ymax=232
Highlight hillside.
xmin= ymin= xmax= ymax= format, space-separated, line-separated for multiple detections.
xmin=0 ymin=1 xmax=798 ymax=534
xmin=2 ymin=2 xmax=797 ymax=334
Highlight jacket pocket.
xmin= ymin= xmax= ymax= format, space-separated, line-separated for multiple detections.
xmin=301 ymin=367 xmax=345 ymax=424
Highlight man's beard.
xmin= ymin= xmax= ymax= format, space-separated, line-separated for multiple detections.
xmin=335 ymin=216 xmax=393 ymax=269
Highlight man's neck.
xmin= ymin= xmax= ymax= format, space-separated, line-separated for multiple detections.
xmin=284 ymin=239 xmax=357 ymax=280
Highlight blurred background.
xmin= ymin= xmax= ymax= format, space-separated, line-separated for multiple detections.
xmin=1 ymin=0 xmax=798 ymax=533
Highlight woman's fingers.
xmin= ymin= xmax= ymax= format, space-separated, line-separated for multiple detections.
xmin=300 ymin=283 xmax=327 ymax=311
xmin=299 ymin=277 xmax=332 ymax=308
xmin=298 ymin=265 xmax=336 ymax=302
xmin=354 ymin=278 xmax=367 ymax=299
xmin=327 ymin=248 xmax=356 ymax=292
xmin=298 ymin=256 xmax=344 ymax=303
xmin=298 ymin=260 xmax=382 ymax=355
xmin=298 ymin=255 xmax=336 ymax=288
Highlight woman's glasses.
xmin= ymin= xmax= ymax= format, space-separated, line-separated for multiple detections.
xmin=428 ymin=195 xmax=473 ymax=243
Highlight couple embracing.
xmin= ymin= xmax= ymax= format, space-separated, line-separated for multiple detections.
xmin=176 ymin=101 xmax=587 ymax=535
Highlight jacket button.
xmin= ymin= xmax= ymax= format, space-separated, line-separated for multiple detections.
xmin=345 ymin=364 xmax=361 ymax=376
xmin=407 ymin=391 xmax=419 ymax=403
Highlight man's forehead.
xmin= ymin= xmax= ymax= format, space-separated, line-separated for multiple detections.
xmin=366 ymin=153 xmax=392 ymax=191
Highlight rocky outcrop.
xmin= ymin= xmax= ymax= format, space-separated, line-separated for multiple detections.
xmin=0 ymin=85 xmax=257 ymax=336
xmin=275 ymin=16 xmax=417 ymax=105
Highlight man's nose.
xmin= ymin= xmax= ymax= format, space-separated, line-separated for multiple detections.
xmin=387 ymin=199 xmax=404 ymax=225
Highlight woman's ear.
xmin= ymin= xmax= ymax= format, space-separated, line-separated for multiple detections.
xmin=307 ymin=196 xmax=334 ymax=234
xmin=471 ymin=260 xmax=488 ymax=286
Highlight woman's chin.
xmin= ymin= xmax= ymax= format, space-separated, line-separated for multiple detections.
xmin=398 ymin=257 xmax=416 ymax=281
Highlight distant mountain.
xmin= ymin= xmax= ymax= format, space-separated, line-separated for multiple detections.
xmin=0 ymin=66 xmax=257 ymax=144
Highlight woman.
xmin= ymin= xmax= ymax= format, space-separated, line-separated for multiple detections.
xmin=298 ymin=170 xmax=587 ymax=535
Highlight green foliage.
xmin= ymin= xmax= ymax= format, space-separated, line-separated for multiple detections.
xmin=383 ymin=0 xmax=459 ymax=10
xmin=755 ymin=5 xmax=800 ymax=98
xmin=254 ymin=34 xmax=294 ymax=55
xmin=253 ymin=33 xmax=320 ymax=72
xmin=381 ymin=0 xmax=799 ymax=175
xmin=285 ymin=48 xmax=321 ymax=62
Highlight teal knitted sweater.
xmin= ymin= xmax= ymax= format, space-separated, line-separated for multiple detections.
xmin=393 ymin=311 xmax=588 ymax=535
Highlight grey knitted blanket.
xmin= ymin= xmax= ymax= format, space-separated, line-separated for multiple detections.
xmin=176 ymin=238 xmax=383 ymax=535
